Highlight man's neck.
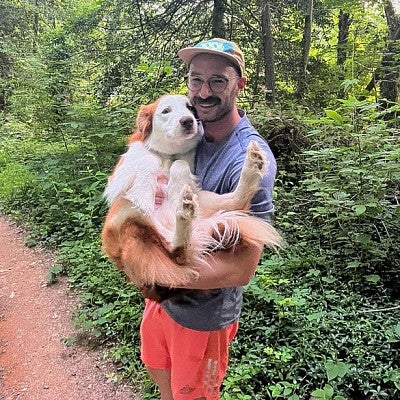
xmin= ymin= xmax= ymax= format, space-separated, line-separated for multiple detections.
xmin=203 ymin=108 xmax=242 ymax=142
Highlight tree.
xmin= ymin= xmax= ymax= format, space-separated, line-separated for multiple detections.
xmin=366 ymin=0 xmax=400 ymax=105
xmin=337 ymin=10 xmax=351 ymax=82
xmin=212 ymin=0 xmax=226 ymax=38
xmin=260 ymin=0 xmax=276 ymax=105
xmin=295 ymin=0 xmax=313 ymax=99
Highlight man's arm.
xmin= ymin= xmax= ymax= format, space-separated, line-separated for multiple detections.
xmin=184 ymin=242 xmax=264 ymax=290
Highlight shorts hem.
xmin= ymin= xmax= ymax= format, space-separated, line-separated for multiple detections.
xmin=141 ymin=356 xmax=171 ymax=371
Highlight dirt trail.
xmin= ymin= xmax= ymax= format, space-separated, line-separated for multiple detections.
xmin=0 ymin=216 xmax=139 ymax=400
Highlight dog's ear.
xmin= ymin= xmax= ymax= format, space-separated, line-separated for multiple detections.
xmin=188 ymin=102 xmax=198 ymax=120
xmin=136 ymin=103 xmax=154 ymax=138
xmin=129 ymin=101 xmax=157 ymax=142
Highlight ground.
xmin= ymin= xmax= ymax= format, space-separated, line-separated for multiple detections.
xmin=0 ymin=216 xmax=140 ymax=400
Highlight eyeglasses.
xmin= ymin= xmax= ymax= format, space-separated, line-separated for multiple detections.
xmin=186 ymin=75 xmax=232 ymax=93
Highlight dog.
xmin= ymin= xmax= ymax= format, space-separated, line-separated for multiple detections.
xmin=101 ymin=94 xmax=282 ymax=296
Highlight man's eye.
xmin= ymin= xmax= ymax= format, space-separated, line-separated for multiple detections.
xmin=210 ymin=78 xmax=226 ymax=85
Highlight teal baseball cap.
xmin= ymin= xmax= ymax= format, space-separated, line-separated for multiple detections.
xmin=178 ymin=38 xmax=245 ymax=76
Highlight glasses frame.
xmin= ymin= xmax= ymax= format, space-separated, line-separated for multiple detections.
xmin=185 ymin=75 xmax=232 ymax=93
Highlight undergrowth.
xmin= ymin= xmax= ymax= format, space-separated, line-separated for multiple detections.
xmin=0 ymin=99 xmax=399 ymax=399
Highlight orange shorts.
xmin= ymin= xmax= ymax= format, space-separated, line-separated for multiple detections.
xmin=140 ymin=299 xmax=239 ymax=400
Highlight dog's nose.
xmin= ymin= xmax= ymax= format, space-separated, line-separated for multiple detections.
xmin=180 ymin=116 xmax=194 ymax=130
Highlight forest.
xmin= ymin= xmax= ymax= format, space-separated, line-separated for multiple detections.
xmin=0 ymin=0 xmax=399 ymax=399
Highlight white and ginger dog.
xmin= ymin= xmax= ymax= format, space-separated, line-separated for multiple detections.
xmin=101 ymin=94 xmax=282 ymax=294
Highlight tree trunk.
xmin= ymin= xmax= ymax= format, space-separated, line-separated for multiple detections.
xmin=366 ymin=0 xmax=400 ymax=106
xmin=337 ymin=10 xmax=351 ymax=98
xmin=0 ymin=51 xmax=10 ymax=110
xmin=260 ymin=0 xmax=276 ymax=105
xmin=34 ymin=0 xmax=39 ymax=40
xmin=296 ymin=0 xmax=313 ymax=100
xmin=337 ymin=11 xmax=351 ymax=74
xmin=212 ymin=0 xmax=225 ymax=38
xmin=380 ymin=1 xmax=400 ymax=104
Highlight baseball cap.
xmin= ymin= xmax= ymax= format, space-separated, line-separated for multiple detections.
xmin=178 ymin=38 xmax=245 ymax=76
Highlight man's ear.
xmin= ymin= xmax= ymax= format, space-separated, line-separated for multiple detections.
xmin=238 ymin=76 xmax=247 ymax=91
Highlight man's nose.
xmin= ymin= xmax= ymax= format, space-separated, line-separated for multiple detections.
xmin=198 ymin=81 xmax=213 ymax=98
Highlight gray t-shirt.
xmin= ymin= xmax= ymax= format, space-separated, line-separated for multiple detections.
xmin=161 ymin=110 xmax=276 ymax=331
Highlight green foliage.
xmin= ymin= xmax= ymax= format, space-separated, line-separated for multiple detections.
xmin=0 ymin=162 xmax=36 ymax=203
xmin=1 ymin=1 xmax=399 ymax=399
xmin=1 ymin=72 xmax=399 ymax=400
xmin=222 ymin=100 xmax=400 ymax=399
xmin=311 ymin=384 xmax=346 ymax=400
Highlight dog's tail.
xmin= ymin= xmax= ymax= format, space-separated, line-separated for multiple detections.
xmin=117 ymin=213 xmax=200 ymax=288
xmin=195 ymin=211 xmax=284 ymax=253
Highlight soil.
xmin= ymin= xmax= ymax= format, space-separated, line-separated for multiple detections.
xmin=0 ymin=216 xmax=140 ymax=400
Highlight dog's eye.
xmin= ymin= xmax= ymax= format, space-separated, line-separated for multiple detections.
xmin=161 ymin=107 xmax=171 ymax=114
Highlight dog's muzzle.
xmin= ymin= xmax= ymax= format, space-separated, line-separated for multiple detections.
xmin=179 ymin=116 xmax=195 ymax=132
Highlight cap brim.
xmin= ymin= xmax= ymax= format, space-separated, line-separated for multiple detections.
xmin=178 ymin=47 xmax=242 ymax=74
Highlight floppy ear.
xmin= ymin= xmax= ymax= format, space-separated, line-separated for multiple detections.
xmin=129 ymin=101 xmax=158 ymax=142
xmin=188 ymin=102 xmax=199 ymax=120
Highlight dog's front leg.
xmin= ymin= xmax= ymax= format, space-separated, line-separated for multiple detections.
xmin=124 ymin=159 xmax=160 ymax=216
xmin=167 ymin=160 xmax=198 ymax=212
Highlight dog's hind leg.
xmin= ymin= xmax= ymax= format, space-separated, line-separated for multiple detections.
xmin=231 ymin=141 xmax=268 ymax=209
xmin=172 ymin=185 xmax=197 ymax=264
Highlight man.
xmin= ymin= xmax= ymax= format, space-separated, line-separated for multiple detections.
xmin=140 ymin=38 xmax=277 ymax=400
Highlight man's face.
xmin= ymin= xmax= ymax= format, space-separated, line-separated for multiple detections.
xmin=187 ymin=54 xmax=244 ymax=123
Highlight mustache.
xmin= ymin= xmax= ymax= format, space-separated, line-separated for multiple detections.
xmin=193 ymin=96 xmax=221 ymax=106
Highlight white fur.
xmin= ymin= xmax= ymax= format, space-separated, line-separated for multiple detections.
xmin=104 ymin=94 xmax=201 ymax=216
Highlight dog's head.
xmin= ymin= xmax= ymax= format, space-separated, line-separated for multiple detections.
xmin=129 ymin=94 xmax=201 ymax=156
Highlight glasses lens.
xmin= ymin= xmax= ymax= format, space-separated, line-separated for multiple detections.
xmin=187 ymin=77 xmax=203 ymax=91
xmin=209 ymin=77 xmax=228 ymax=93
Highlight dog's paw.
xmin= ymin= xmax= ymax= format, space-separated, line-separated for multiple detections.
xmin=178 ymin=185 xmax=197 ymax=220
xmin=245 ymin=141 xmax=267 ymax=176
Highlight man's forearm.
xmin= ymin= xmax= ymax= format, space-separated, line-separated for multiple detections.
xmin=183 ymin=243 xmax=264 ymax=290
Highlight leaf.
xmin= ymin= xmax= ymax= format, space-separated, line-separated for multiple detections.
xmin=325 ymin=109 xmax=343 ymax=123
xmin=364 ymin=274 xmax=380 ymax=283
xmin=322 ymin=276 xmax=337 ymax=284
xmin=353 ymin=204 xmax=366 ymax=215
xmin=306 ymin=311 xmax=325 ymax=321
xmin=395 ymin=323 xmax=400 ymax=338
xmin=324 ymin=384 xmax=334 ymax=397
xmin=311 ymin=388 xmax=326 ymax=398
xmin=347 ymin=261 xmax=360 ymax=269
xmin=325 ymin=361 xmax=351 ymax=381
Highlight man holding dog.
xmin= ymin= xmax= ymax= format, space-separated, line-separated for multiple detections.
xmin=140 ymin=38 xmax=277 ymax=399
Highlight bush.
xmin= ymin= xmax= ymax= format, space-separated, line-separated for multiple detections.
xmin=0 ymin=162 xmax=37 ymax=203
